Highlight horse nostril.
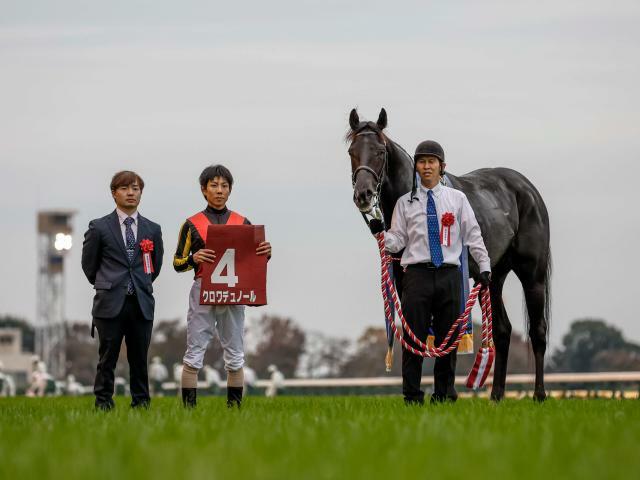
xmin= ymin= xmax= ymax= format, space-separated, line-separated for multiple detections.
xmin=355 ymin=189 xmax=373 ymax=205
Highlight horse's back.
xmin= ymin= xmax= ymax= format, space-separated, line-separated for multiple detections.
xmin=462 ymin=167 xmax=550 ymax=242
xmin=456 ymin=167 xmax=535 ymax=193
xmin=453 ymin=167 xmax=548 ymax=221
xmin=448 ymin=167 xmax=549 ymax=269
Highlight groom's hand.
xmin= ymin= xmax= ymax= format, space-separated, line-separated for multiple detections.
xmin=368 ymin=219 xmax=384 ymax=235
xmin=475 ymin=271 xmax=491 ymax=289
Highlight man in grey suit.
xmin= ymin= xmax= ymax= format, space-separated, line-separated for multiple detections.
xmin=82 ymin=171 xmax=163 ymax=410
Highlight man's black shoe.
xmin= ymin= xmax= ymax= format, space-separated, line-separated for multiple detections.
xmin=430 ymin=394 xmax=457 ymax=404
xmin=95 ymin=401 xmax=114 ymax=412
xmin=403 ymin=397 xmax=425 ymax=406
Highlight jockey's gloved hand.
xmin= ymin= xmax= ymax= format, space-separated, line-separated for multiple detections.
xmin=368 ymin=219 xmax=384 ymax=235
xmin=476 ymin=271 xmax=491 ymax=289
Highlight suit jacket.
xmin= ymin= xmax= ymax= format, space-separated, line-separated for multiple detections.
xmin=81 ymin=210 xmax=164 ymax=321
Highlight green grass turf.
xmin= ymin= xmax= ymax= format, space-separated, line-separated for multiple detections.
xmin=0 ymin=396 xmax=638 ymax=480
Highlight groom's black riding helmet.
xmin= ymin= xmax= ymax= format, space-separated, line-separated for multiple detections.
xmin=414 ymin=140 xmax=445 ymax=162
xmin=410 ymin=140 xmax=445 ymax=202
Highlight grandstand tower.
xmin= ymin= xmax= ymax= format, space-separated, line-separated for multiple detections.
xmin=36 ymin=211 xmax=74 ymax=378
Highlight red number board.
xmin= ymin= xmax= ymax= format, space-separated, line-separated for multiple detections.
xmin=199 ymin=225 xmax=267 ymax=306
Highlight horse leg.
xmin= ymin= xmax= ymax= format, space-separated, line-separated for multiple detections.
xmin=519 ymin=278 xmax=548 ymax=401
xmin=513 ymin=263 xmax=549 ymax=402
xmin=488 ymin=268 xmax=511 ymax=402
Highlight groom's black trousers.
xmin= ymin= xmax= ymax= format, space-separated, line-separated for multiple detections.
xmin=93 ymin=296 xmax=153 ymax=408
xmin=400 ymin=263 xmax=461 ymax=403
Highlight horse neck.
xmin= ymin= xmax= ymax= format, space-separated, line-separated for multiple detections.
xmin=444 ymin=172 xmax=461 ymax=189
xmin=380 ymin=139 xmax=413 ymax=224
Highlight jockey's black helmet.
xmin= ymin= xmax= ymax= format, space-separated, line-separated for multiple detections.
xmin=414 ymin=140 xmax=445 ymax=162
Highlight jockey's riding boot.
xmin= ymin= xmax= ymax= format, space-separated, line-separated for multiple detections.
xmin=182 ymin=388 xmax=197 ymax=408
xmin=227 ymin=386 xmax=243 ymax=409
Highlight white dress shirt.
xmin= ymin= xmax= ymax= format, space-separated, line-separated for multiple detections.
xmin=116 ymin=208 xmax=138 ymax=246
xmin=384 ymin=183 xmax=491 ymax=272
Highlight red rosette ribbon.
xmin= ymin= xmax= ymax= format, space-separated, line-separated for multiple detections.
xmin=440 ymin=212 xmax=455 ymax=247
xmin=140 ymin=239 xmax=154 ymax=273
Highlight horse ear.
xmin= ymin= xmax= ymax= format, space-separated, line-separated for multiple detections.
xmin=349 ymin=108 xmax=360 ymax=130
xmin=377 ymin=108 xmax=388 ymax=130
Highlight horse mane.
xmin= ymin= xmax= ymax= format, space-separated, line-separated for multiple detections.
xmin=344 ymin=122 xmax=388 ymax=145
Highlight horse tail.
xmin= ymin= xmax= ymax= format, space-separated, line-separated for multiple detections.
xmin=543 ymin=248 xmax=552 ymax=341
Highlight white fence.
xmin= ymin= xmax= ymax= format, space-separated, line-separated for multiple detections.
xmin=6 ymin=371 xmax=636 ymax=398
xmin=152 ymin=371 xmax=640 ymax=399
xmin=251 ymin=371 xmax=640 ymax=388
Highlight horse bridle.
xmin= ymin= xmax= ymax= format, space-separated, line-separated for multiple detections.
xmin=350 ymin=130 xmax=388 ymax=223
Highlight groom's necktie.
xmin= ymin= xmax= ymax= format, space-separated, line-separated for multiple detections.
xmin=426 ymin=190 xmax=444 ymax=267
xmin=124 ymin=217 xmax=135 ymax=294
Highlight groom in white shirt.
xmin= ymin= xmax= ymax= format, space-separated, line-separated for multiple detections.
xmin=369 ymin=140 xmax=491 ymax=405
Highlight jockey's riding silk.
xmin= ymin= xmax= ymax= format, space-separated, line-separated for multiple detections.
xmin=173 ymin=206 xmax=248 ymax=278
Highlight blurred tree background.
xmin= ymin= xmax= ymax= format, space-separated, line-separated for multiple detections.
xmin=2 ymin=314 xmax=640 ymax=385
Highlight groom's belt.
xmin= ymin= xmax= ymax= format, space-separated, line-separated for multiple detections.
xmin=407 ymin=262 xmax=458 ymax=270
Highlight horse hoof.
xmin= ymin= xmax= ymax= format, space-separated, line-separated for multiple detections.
xmin=490 ymin=391 xmax=504 ymax=402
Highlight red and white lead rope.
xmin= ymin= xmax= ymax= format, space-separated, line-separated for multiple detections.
xmin=376 ymin=232 xmax=494 ymax=389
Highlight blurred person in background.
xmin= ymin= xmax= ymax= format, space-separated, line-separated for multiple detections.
xmin=243 ymin=365 xmax=257 ymax=396
xmin=149 ymin=356 xmax=169 ymax=396
xmin=0 ymin=361 xmax=16 ymax=397
xmin=173 ymin=363 xmax=183 ymax=397
xmin=65 ymin=374 xmax=84 ymax=396
xmin=26 ymin=361 xmax=56 ymax=397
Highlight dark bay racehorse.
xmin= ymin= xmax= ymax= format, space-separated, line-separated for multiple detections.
xmin=346 ymin=108 xmax=551 ymax=401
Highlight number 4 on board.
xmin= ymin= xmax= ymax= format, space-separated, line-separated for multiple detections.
xmin=210 ymin=248 xmax=239 ymax=287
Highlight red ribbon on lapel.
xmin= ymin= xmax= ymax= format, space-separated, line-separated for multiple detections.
xmin=140 ymin=239 xmax=154 ymax=274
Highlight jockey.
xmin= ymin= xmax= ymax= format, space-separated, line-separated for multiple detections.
xmin=369 ymin=140 xmax=491 ymax=405
xmin=173 ymin=164 xmax=271 ymax=408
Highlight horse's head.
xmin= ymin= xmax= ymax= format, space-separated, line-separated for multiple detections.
xmin=347 ymin=108 xmax=388 ymax=213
